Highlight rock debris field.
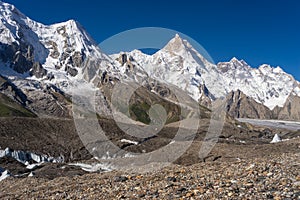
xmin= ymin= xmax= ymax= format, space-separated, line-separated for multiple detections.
xmin=1 ymin=152 xmax=299 ymax=199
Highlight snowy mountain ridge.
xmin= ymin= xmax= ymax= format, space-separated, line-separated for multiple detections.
xmin=115 ymin=34 xmax=226 ymax=102
xmin=218 ymin=58 xmax=300 ymax=109
xmin=0 ymin=1 xmax=299 ymax=114
xmin=0 ymin=1 xmax=114 ymax=87
xmin=119 ymin=36 xmax=300 ymax=110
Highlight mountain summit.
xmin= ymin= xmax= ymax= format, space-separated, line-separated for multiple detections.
xmin=218 ymin=59 xmax=300 ymax=109
xmin=163 ymin=34 xmax=191 ymax=53
xmin=0 ymin=1 xmax=108 ymax=82
xmin=118 ymin=34 xmax=300 ymax=115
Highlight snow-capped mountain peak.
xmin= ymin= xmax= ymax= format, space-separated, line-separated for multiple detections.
xmin=258 ymin=64 xmax=285 ymax=75
xmin=1 ymin=1 xmax=300 ymax=116
xmin=118 ymin=34 xmax=226 ymax=101
xmin=119 ymin=35 xmax=300 ymax=110
xmin=218 ymin=59 xmax=300 ymax=109
xmin=159 ymin=34 xmax=209 ymax=66
xmin=0 ymin=1 xmax=23 ymax=19
xmin=0 ymin=1 xmax=44 ymax=45
xmin=162 ymin=34 xmax=190 ymax=53
xmin=230 ymin=57 xmax=248 ymax=66
xmin=0 ymin=1 xmax=114 ymax=87
xmin=219 ymin=57 xmax=251 ymax=72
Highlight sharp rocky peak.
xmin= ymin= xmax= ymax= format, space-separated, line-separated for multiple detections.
xmin=162 ymin=34 xmax=192 ymax=53
xmin=229 ymin=57 xmax=249 ymax=67
xmin=217 ymin=57 xmax=250 ymax=72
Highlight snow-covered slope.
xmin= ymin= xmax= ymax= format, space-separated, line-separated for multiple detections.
xmin=0 ymin=1 xmax=114 ymax=87
xmin=0 ymin=1 xmax=121 ymax=117
xmin=1 ymin=1 xmax=300 ymax=116
xmin=218 ymin=58 xmax=300 ymax=109
xmin=0 ymin=2 xmax=48 ymax=62
xmin=117 ymin=34 xmax=225 ymax=102
xmin=119 ymin=35 xmax=300 ymax=110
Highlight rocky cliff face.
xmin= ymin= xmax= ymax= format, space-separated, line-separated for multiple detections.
xmin=225 ymin=90 xmax=273 ymax=119
xmin=0 ymin=42 xmax=36 ymax=74
xmin=0 ymin=75 xmax=71 ymax=118
xmin=225 ymin=90 xmax=300 ymax=121
xmin=217 ymin=58 xmax=300 ymax=110
xmin=273 ymin=94 xmax=300 ymax=121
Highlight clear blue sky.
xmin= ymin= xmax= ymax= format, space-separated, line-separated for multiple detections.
xmin=5 ymin=0 xmax=300 ymax=80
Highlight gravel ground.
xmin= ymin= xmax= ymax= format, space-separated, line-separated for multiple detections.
xmin=1 ymin=118 xmax=299 ymax=199
xmin=1 ymin=152 xmax=299 ymax=199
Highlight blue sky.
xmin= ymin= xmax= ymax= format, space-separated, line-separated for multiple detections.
xmin=5 ymin=0 xmax=300 ymax=80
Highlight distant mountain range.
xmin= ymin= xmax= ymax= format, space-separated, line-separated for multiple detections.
xmin=0 ymin=1 xmax=300 ymax=121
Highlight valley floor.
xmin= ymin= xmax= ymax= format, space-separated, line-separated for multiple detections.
xmin=0 ymin=117 xmax=300 ymax=199
xmin=1 ymin=152 xmax=299 ymax=199
xmin=1 ymin=138 xmax=300 ymax=199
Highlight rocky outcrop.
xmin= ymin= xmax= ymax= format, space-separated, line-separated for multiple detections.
xmin=146 ymin=81 xmax=175 ymax=99
xmin=273 ymin=94 xmax=300 ymax=121
xmin=65 ymin=66 xmax=78 ymax=77
xmin=224 ymin=90 xmax=300 ymax=121
xmin=70 ymin=51 xmax=84 ymax=68
xmin=117 ymin=53 xmax=135 ymax=72
xmin=0 ymin=75 xmax=29 ymax=106
xmin=118 ymin=54 xmax=128 ymax=66
xmin=21 ymin=83 xmax=72 ymax=118
xmin=0 ymin=42 xmax=35 ymax=74
xmin=29 ymin=62 xmax=47 ymax=78
xmin=12 ymin=52 xmax=32 ymax=74
xmin=47 ymin=41 xmax=60 ymax=59
xmin=0 ymin=75 xmax=72 ymax=118
xmin=198 ymin=84 xmax=215 ymax=108
xmin=225 ymin=90 xmax=273 ymax=119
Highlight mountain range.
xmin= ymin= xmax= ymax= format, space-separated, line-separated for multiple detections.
xmin=0 ymin=1 xmax=300 ymax=121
